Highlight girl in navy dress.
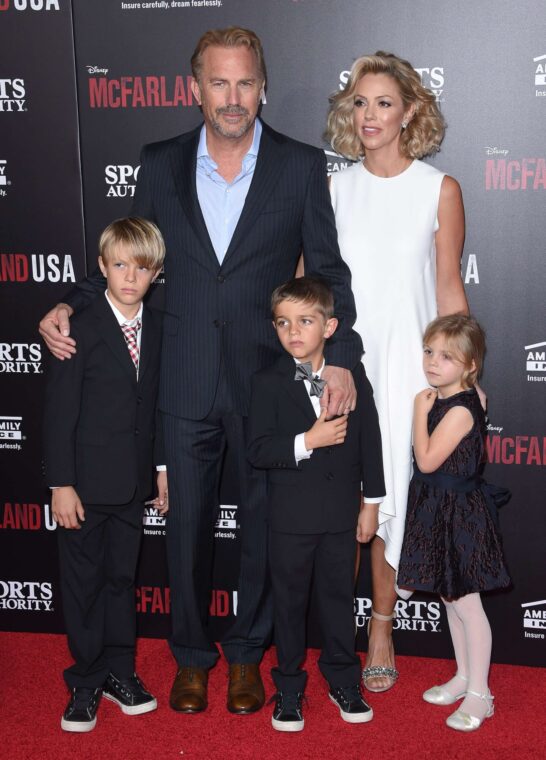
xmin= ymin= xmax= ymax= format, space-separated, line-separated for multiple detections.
xmin=398 ymin=315 xmax=510 ymax=732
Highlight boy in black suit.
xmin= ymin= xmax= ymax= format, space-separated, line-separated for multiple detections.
xmin=247 ymin=277 xmax=385 ymax=732
xmin=43 ymin=218 xmax=167 ymax=732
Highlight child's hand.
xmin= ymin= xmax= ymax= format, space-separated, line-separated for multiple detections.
xmin=414 ymin=388 xmax=437 ymax=416
xmin=357 ymin=502 xmax=379 ymax=543
xmin=151 ymin=470 xmax=169 ymax=515
xmin=52 ymin=486 xmax=85 ymax=529
xmin=304 ymin=408 xmax=348 ymax=450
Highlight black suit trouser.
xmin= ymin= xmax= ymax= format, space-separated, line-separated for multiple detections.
xmin=57 ymin=499 xmax=144 ymax=689
xmin=269 ymin=529 xmax=361 ymax=693
xmin=162 ymin=372 xmax=271 ymax=669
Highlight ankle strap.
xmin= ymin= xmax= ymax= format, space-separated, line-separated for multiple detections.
xmin=371 ymin=608 xmax=396 ymax=622
xmin=466 ymin=689 xmax=493 ymax=702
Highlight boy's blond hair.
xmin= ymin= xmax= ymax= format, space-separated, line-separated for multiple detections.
xmin=99 ymin=217 xmax=165 ymax=270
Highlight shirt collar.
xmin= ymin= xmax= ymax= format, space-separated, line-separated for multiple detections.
xmin=197 ymin=118 xmax=262 ymax=164
xmin=105 ymin=291 xmax=143 ymax=327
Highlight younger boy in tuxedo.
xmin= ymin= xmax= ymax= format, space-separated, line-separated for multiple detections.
xmin=247 ymin=276 xmax=385 ymax=732
xmin=43 ymin=218 xmax=167 ymax=732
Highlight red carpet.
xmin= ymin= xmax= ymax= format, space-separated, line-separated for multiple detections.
xmin=1 ymin=632 xmax=544 ymax=760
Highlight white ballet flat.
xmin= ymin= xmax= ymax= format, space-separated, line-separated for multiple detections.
xmin=446 ymin=689 xmax=494 ymax=732
xmin=422 ymin=674 xmax=468 ymax=705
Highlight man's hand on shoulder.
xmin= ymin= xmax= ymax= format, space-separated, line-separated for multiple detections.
xmin=39 ymin=303 xmax=76 ymax=360
xmin=321 ymin=365 xmax=356 ymax=418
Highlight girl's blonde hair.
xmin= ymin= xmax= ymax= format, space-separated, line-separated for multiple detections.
xmin=423 ymin=315 xmax=486 ymax=388
xmin=325 ymin=51 xmax=445 ymax=161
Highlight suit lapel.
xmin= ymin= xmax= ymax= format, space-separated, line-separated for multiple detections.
xmin=92 ymin=297 xmax=137 ymax=384
xmin=169 ymin=122 xmax=288 ymax=269
xmin=276 ymin=356 xmax=318 ymax=425
xmin=223 ymin=124 xmax=288 ymax=265
xmin=169 ymin=127 xmax=218 ymax=269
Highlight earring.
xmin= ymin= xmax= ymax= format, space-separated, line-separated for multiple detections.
xmin=401 ymin=120 xmax=408 ymax=130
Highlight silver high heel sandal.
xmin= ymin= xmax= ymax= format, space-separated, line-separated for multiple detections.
xmin=422 ymin=674 xmax=468 ymax=705
xmin=362 ymin=609 xmax=399 ymax=693
xmin=446 ymin=689 xmax=494 ymax=732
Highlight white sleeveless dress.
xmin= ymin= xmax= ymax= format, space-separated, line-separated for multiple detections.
xmin=330 ymin=160 xmax=444 ymax=572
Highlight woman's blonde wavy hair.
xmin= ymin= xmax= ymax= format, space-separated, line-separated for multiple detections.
xmin=325 ymin=51 xmax=445 ymax=161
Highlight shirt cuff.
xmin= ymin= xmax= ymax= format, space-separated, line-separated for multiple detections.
xmin=156 ymin=465 xmax=167 ymax=471
xmin=294 ymin=433 xmax=312 ymax=463
xmin=362 ymin=496 xmax=383 ymax=504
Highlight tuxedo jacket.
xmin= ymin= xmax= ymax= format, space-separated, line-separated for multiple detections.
xmin=64 ymin=122 xmax=362 ymax=420
xmin=43 ymin=296 xmax=163 ymax=505
xmin=247 ymin=356 xmax=385 ymax=534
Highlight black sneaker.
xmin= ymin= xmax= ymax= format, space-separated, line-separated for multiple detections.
xmin=61 ymin=687 xmax=101 ymax=732
xmin=103 ymin=673 xmax=157 ymax=715
xmin=270 ymin=691 xmax=305 ymax=732
xmin=329 ymin=683 xmax=373 ymax=723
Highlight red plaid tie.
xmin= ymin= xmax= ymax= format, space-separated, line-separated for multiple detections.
xmin=121 ymin=318 xmax=141 ymax=374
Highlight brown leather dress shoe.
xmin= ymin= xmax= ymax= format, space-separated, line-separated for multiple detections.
xmin=169 ymin=667 xmax=208 ymax=713
xmin=227 ymin=663 xmax=265 ymax=714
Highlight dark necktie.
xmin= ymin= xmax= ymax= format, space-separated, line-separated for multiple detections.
xmin=294 ymin=362 xmax=326 ymax=398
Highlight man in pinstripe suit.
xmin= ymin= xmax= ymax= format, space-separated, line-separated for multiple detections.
xmin=39 ymin=27 xmax=363 ymax=715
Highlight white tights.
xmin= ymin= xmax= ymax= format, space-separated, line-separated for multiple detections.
xmin=441 ymin=593 xmax=492 ymax=719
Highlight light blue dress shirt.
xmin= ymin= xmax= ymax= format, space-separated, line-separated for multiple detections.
xmin=195 ymin=119 xmax=262 ymax=264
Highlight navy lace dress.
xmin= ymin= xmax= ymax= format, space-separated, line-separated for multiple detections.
xmin=397 ymin=388 xmax=510 ymax=600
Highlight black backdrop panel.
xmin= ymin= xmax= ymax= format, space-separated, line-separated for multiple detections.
xmin=0 ymin=0 xmax=85 ymax=634
xmin=0 ymin=0 xmax=544 ymax=667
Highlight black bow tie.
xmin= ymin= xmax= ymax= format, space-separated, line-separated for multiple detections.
xmin=294 ymin=362 xmax=326 ymax=398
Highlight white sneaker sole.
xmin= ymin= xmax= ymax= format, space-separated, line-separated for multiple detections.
xmin=329 ymin=694 xmax=374 ymax=723
xmin=271 ymin=716 xmax=304 ymax=732
xmin=103 ymin=692 xmax=158 ymax=715
xmin=61 ymin=716 xmax=97 ymax=732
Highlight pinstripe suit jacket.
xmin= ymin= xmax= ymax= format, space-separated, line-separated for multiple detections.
xmin=65 ymin=122 xmax=363 ymax=420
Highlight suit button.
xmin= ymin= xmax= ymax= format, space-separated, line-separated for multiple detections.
xmin=135 ymin=429 xmax=140 ymax=435
xmin=217 ymin=275 xmax=225 ymax=283
xmin=325 ymin=472 xmax=334 ymax=480
xmin=137 ymin=396 xmax=143 ymax=405
xmin=213 ymin=319 xmax=220 ymax=327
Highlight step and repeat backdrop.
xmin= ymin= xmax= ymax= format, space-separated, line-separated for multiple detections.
xmin=1 ymin=0 xmax=544 ymax=667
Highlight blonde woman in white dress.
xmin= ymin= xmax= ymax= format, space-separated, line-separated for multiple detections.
xmin=325 ymin=52 xmax=468 ymax=692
